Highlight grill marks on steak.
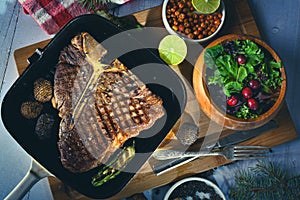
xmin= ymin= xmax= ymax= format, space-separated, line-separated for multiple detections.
xmin=94 ymin=60 xmax=164 ymax=147
xmin=53 ymin=33 xmax=164 ymax=173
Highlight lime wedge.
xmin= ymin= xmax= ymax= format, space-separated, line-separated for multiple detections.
xmin=158 ymin=35 xmax=187 ymax=65
xmin=192 ymin=0 xmax=221 ymax=14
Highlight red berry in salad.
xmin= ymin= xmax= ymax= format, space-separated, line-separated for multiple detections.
xmin=237 ymin=54 xmax=246 ymax=65
xmin=242 ymin=87 xmax=252 ymax=99
xmin=227 ymin=95 xmax=238 ymax=106
xmin=247 ymin=98 xmax=259 ymax=110
xmin=248 ymin=79 xmax=260 ymax=90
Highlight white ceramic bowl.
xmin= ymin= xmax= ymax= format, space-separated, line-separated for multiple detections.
xmin=164 ymin=177 xmax=226 ymax=200
xmin=162 ymin=0 xmax=226 ymax=43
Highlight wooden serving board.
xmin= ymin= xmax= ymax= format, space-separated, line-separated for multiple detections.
xmin=13 ymin=0 xmax=297 ymax=199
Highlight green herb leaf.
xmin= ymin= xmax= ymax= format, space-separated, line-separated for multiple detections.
xmin=223 ymin=87 xmax=231 ymax=97
xmin=237 ymin=66 xmax=248 ymax=83
xmin=224 ymin=81 xmax=243 ymax=96
xmin=246 ymin=54 xmax=264 ymax=66
xmin=204 ymin=45 xmax=223 ymax=70
xmin=270 ymin=60 xmax=282 ymax=69
xmin=244 ymin=40 xmax=261 ymax=55
xmin=236 ymin=104 xmax=259 ymax=119
xmin=206 ymin=44 xmax=223 ymax=58
xmin=245 ymin=63 xmax=255 ymax=73
xmin=260 ymin=82 xmax=273 ymax=94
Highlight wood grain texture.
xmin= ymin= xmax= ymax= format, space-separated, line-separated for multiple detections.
xmin=13 ymin=0 xmax=297 ymax=199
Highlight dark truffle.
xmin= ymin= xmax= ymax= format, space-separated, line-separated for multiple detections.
xmin=34 ymin=78 xmax=53 ymax=103
xmin=20 ymin=101 xmax=43 ymax=119
xmin=35 ymin=113 xmax=55 ymax=139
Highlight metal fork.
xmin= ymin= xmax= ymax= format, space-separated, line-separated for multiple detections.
xmin=153 ymin=145 xmax=269 ymax=161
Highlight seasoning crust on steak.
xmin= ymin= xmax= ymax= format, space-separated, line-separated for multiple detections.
xmin=52 ymin=32 xmax=164 ymax=173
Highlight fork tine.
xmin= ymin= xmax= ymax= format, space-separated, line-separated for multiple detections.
xmin=233 ymin=155 xmax=267 ymax=160
xmin=233 ymin=145 xmax=269 ymax=150
xmin=234 ymin=153 xmax=268 ymax=159
xmin=233 ymin=146 xmax=269 ymax=153
xmin=234 ymin=149 xmax=269 ymax=153
xmin=232 ymin=146 xmax=269 ymax=160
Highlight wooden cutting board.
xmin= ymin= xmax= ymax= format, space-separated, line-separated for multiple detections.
xmin=13 ymin=1 xmax=298 ymax=199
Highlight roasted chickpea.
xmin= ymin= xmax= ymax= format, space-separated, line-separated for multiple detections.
xmin=184 ymin=22 xmax=190 ymax=27
xmin=200 ymin=22 xmax=206 ymax=28
xmin=214 ymin=20 xmax=221 ymax=26
xmin=211 ymin=27 xmax=216 ymax=33
xmin=179 ymin=13 xmax=185 ymax=20
xmin=198 ymin=34 xmax=204 ymax=39
xmin=185 ymin=28 xmax=191 ymax=34
xmin=166 ymin=0 xmax=222 ymax=40
xmin=187 ymin=33 xmax=194 ymax=38
xmin=178 ymin=24 xmax=184 ymax=32
xmin=178 ymin=1 xmax=184 ymax=8
xmin=170 ymin=7 xmax=176 ymax=13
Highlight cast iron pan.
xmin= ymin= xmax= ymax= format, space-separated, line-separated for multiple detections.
xmin=1 ymin=14 xmax=186 ymax=199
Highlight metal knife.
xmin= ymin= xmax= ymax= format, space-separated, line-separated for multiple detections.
xmin=152 ymin=120 xmax=278 ymax=175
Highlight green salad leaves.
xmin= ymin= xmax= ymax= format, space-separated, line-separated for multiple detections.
xmin=204 ymin=39 xmax=283 ymax=119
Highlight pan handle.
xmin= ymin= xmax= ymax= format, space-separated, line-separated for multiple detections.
xmin=4 ymin=159 xmax=51 ymax=200
xmin=27 ymin=48 xmax=43 ymax=65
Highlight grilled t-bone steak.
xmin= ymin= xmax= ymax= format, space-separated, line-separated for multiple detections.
xmin=52 ymin=32 xmax=164 ymax=173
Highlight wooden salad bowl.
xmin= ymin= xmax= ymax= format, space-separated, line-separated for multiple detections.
xmin=193 ymin=34 xmax=287 ymax=130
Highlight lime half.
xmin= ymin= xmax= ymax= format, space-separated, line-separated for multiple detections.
xmin=192 ymin=0 xmax=221 ymax=14
xmin=158 ymin=35 xmax=187 ymax=65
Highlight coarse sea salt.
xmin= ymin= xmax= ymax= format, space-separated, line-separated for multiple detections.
xmin=196 ymin=191 xmax=211 ymax=199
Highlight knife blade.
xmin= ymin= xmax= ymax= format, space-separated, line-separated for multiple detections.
xmin=152 ymin=120 xmax=278 ymax=175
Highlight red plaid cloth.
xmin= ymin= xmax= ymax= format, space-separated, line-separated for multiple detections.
xmin=19 ymin=0 xmax=89 ymax=34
